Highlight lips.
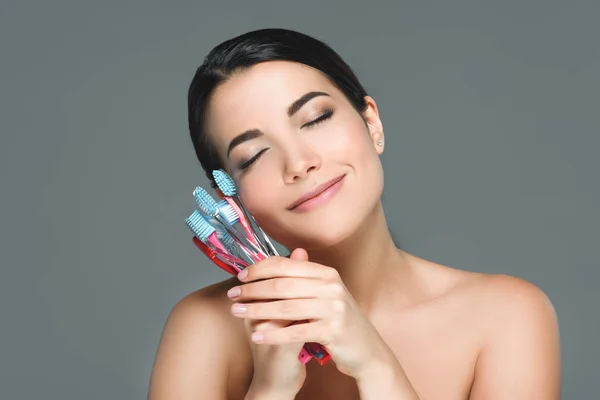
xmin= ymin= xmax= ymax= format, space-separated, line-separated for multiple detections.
xmin=288 ymin=174 xmax=346 ymax=210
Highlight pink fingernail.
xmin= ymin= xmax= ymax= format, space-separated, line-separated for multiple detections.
xmin=227 ymin=287 xmax=241 ymax=298
xmin=251 ymin=332 xmax=264 ymax=343
xmin=231 ymin=304 xmax=247 ymax=314
xmin=237 ymin=269 xmax=248 ymax=281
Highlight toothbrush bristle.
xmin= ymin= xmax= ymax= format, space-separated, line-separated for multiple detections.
xmin=211 ymin=220 xmax=236 ymax=250
xmin=217 ymin=200 xmax=239 ymax=224
xmin=193 ymin=186 xmax=218 ymax=216
xmin=220 ymin=231 xmax=236 ymax=249
xmin=213 ymin=170 xmax=237 ymax=196
xmin=185 ymin=211 xmax=216 ymax=241
xmin=206 ymin=216 xmax=238 ymax=254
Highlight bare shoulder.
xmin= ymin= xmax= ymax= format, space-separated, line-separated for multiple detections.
xmin=425 ymin=262 xmax=560 ymax=397
xmin=451 ymin=272 xmax=561 ymax=398
xmin=462 ymin=272 xmax=558 ymax=323
xmin=149 ymin=277 xmax=249 ymax=399
xmin=162 ymin=277 xmax=241 ymax=335
xmin=406 ymin=253 xmax=557 ymax=321
xmin=415 ymin=253 xmax=559 ymax=342
xmin=179 ymin=276 xmax=240 ymax=311
xmin=421 ymin=254 xmax=556 ymax=316
xmin=445 ymin=266 xmax=558 ymax=329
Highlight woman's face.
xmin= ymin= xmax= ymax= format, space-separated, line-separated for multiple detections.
xmin=205 ymin=61 xmax=385 ymax=249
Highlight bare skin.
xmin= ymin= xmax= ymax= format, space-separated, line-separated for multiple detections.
xmin=149 ymin=251 xmax=560 ymax=399
xmin=149 ymin=60 xmax=560 ymax=399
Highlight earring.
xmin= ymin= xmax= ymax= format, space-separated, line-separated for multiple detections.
xmin=377 ymin=139 xmax=383 ymax=146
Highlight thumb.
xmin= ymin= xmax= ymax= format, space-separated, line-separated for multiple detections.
xmin=289 ymin=248 xmax=309 ymax=262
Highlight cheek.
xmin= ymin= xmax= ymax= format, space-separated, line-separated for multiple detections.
xmin=329 ymin=119 xmax=384 ymax=200
xmin=324 ymin=118 xmax=377 ymax=170
xmin=236 ymin=177 xmax=281 ymax=225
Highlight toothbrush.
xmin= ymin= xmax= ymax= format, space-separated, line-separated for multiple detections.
xmin=187 ymin=218 xmax=313 ymax=364
xmin=214 ymin=199 xmax=268 ymax=260
xmin=193 ymin=237 xmax=240 ymax=275
xmin=193 ymin=187 xmax=267 ymax=261
xmin=208 ymin=216 xmax=254 ymax=264
xmin=185 ymin=211 xmax=228 ymax=253
xmin=209 ymin=172 xmax=330 ymax=366
xmin=185 ymin=210 xmax=249 ymax=266
xmin=194 ymin=186 xmax=264 ymax=257
xmin=190 ymin=182 xmax=329 ymax=365
xmin=219 ymin=198 xmax=265 ymax=251
xmin=212 ymin=170 xmax=279 ymax=256
xmin=213 ymin=197 xmax=266 ymax=257
xmin=209 ymin=216 xmax=237 ymax=252
xmin=186 ymin=211 xmax=249 ymax=268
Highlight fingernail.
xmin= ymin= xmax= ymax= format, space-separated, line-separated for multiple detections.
xmin=237 ymin=269 xmax=248 ymax=281
xmin=227 ymin=287 xmax=241 ymax=299
xmin=231 ymin=303 xmax=247 ymax=314
xmin=251 ymin=332 xmax=264 ymax=343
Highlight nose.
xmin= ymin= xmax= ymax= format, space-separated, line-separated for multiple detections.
xmin=282 ymin=142 xmax=322 ymax=183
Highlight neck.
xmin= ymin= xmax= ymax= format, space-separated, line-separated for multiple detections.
xmin=306 ymin=203 xmax=411 ymax=311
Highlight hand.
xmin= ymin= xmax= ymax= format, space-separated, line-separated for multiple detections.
xmin=234 ymin=249 xmax=309 ymax=399
xmin=228 ymin=248 xmax=397 ymax=380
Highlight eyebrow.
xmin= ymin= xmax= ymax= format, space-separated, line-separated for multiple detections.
xmin=226 ymin=91 xmax=331 ymax=157
xmin=287 ymin=91 xmax=330 ymax=117
xmin=226 ymin=129 xmax=263 ymax=157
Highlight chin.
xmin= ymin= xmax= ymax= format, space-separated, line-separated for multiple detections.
xmin=267 ymin=202 xmax=373 ymax=251
xmin=254 ymin=172 xmax=384 ymax=251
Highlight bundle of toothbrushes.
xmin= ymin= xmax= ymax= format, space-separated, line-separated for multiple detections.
xmin=185 ymin=169 xmax=331 ymax=366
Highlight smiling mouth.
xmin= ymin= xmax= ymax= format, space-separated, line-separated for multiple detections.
xmin=288 ymin=174 xmax=346 ymax=211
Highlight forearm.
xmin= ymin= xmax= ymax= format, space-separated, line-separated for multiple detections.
xmin=355 ymin=356 xmax=420 ymax=400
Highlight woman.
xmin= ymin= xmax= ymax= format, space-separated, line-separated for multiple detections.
xmin=149 ymin=28 xmax=560 ymax=399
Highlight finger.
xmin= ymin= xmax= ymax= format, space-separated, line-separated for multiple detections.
xmin=289 ymin=248 xmax=309 ymax=261
xmin=228 ymin=278 xmax=333 ymax=301
xmin=250 ymin=319 xmax=293 ymax=331
xmin=238 ymin=254 xmax=340 ymax=283
xmin=231 ymin=298 xmax=328 ymax=321
xmin=250 ymin=320 xmax=328 ymax=346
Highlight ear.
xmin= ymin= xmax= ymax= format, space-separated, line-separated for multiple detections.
xmin=362 ymin=96 xmax=385 ymax=154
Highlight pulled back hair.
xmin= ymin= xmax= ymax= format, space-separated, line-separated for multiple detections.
xmin=187 ymin=28 xmax=369 ymax=187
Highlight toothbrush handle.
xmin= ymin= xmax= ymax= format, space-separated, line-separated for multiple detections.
xmin=223 ymin=198 xmax=263 ymax=248
xmin=303 ymin=342 xmax=331 ymax=365
xmin=229 ymin=196 xmax=280 ymax=257
xmin=298 ymin=347 xmax=313 ymax=364
xmin=209 ymin=243 xmax=249 ymax=269
xmin=193 ymin=237 xmax=238 ymax=275
xmin=217 ymin=215 xmax=267 ymax=258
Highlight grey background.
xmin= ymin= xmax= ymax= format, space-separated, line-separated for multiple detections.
xmin=1 ymin=0 xmax=598 ymax=398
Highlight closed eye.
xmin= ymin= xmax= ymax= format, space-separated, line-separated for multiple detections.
xmin=237 ymin=109 xmax=334 ymax=171
xmin=238 ymin=148 xmax=269 ymax=171
xmin=301 ymin=109 xmax=334 ymax=129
